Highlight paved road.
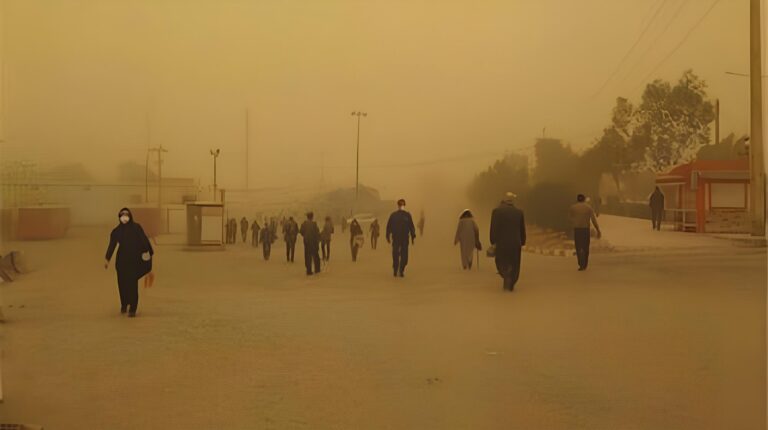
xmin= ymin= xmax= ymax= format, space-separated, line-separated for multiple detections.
xmin=0 ymin=226 xmax=765 ymax=429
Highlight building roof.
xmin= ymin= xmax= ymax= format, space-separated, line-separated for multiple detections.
xmin=664 ymin=159 xmax=749 ymax=177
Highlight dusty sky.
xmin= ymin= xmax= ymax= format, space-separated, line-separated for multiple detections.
xmin=0 ymin=0 xmax=765 ymax=200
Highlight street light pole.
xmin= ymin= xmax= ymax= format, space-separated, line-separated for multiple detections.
xmin=211 ymin=149 xmax=220 ymax=201
xmin=749 ymin=0 xmax=765 ymax=236
xmin=351 ymin=111 xmax=367 ymax=205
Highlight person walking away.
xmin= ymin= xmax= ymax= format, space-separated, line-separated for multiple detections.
xmin=349 ymin=219 xmax=364 ymax=262
xmin=230 ymin=218 xmax=238 ymax=244
xmin=240 ymin=217 xmax=249 ymax=243
xmin=283 ymin=216 xmax=299 ymax=263
xmin=370 ymin=219 xmax=381 ymax=249
xmin=270 ymin=218 xmax=278 ymax=244
xmin=320 ymin=216 xmax=335 ymax=261
xmin=455 ymin=209 xmax=482 ymax=270
xmin=251 ymin=220 xmax=260 ymax=247
xmin=649 ymin=186 xmax=665 ymax=231
xmin=260 ymin=224 xmax=273 ymax=260
xmin=341 ymin=216 xmax=348 ymax=233
xmin=300 ymin=212 xmax=322 ymax=275
xmin=104 ymin=208 xmax=154 ymax=317
xmin=490 ymin=193 xmax=526 ymax=291
xmin=569 ymin=194 xmax=602 ymax=271
xmin=386 ymin=199 xmax=416 ymax=277
xmin=417 ymin=210 xmax=426 ymax=237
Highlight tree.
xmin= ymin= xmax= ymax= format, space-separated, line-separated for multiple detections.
xmin=532 ymin=138 xmax=580 ymax=185
xmin=467 ymin=152 xmax=529 ymax=209
xmin=636 ymin=70 xmax=715 ymax=172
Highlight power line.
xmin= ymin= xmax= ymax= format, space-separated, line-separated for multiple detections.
xmin=591 ymin=0 xmax=668 ymax=98
xmin=634 ymin=0 xmax=723 ymax=90
xmin=619 ymin=0 xmax=691 ymax=88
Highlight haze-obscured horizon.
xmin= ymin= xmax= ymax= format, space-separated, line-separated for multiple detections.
xmin=0 ymin=0 xmax=763 ymax=202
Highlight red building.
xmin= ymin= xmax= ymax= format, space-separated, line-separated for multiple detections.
xmin=656 ymin=158 xmax=750 ymax=233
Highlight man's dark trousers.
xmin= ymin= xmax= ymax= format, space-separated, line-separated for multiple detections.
xmin=392 ymin=240 xmax=409 ymax=274
xmin=574 ymin=228 xmax=590 ymax=269
xmin=304 ymin=242 xmax=320 ymax=274
xmin=651 ymin=209 xmax=663 ymax=230
xmin=494 ymin=247 xmax=521 ymax=290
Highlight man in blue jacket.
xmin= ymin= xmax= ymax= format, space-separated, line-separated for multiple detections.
xmin=386 ymin=198 xmax=417 ymax=277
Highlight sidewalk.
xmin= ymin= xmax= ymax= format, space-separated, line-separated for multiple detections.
xmin=598 ymin=215 xmax=765 ymax=251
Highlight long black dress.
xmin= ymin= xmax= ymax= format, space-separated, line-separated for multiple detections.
xmin=105 ymin=208 xmax=153 ymax=315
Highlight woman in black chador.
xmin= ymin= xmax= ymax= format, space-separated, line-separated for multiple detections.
xmin=104 ymin=208 xmax=153 ymax=317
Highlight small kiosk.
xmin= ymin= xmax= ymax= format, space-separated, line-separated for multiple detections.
xmin=186 ymin=201 xmax=224 ymax=246
xmin=656 ymin=159 xmax=750 ymax=233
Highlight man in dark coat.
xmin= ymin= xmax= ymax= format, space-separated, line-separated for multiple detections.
xmin=240 ymin=217 xmax=249 ymax=243
xmin=490 ymin=193 xmax=526 ymax=291
xmin=283 ymin=216 xmax=299 ymax=263
xmin=105 ymin=208 xmax=154 ymax=317
xmin=251 ymin=220 xmax=261 ymax=247
xmin=649 ymin=186 xmax=665 ymax=231
xmin=229 ymin=218 xmax=238 ymax=244
xmin=260 ymin=224 xmax=273 ymax=260
xmin=386 ymin=198 xmax=416 ymax=277
xmin=300 ymin=212 xmax=322 ymax=275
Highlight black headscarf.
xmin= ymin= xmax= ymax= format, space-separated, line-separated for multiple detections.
xmin=118 ymin=207 xmax=134 ymax=225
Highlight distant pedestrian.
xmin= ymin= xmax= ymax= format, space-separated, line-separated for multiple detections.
xmin=299 ymin=212 xmax=322 ymax=275
xmin=386 ymin=199 xmax=416 ymax=277
xmin=251 ymin=220 xmax=261 ymax=247
xmin=341 ymin=216 xmax=348 ymax=233
xmin=594 ymin=196 xmax=602 ymax=217
xmin=569 ymin=194 xmax=602 ymax=271
xmin=455 ymin=209 xmax=481 ymax=270
xmin=320 ymin=216 xmax=335 ymax=261
xmin=229 ymin=218 xmax=238 ymax=244
xmin=240 ymin=217 xmax=249 ymax=243
xmin=490 ymin=193 xmax=526 ymax=291
xmin=283 ymin=216 xmax=299 ymax=263
xmin=104 ymin=208 xmax=154 ymax=317
xmin=270 ymin=217 xmax=278 ymax=244
xmin=260 ymin=225 xmax=273 ymax=260
xmin=649 ymin=186 xmax=665 ymax=231
xmin=417 ymin=210 xmax=426 ymax=237
xmin=369 ymin=218 xmax=381 ymax=249
xmin=350 ymin=219 xmax=364 ymax=262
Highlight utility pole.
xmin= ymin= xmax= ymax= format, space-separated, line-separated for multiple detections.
xmin=714 ymin=98 xmax=719 ymax=146
xmin=749 ymin=0 xmax=765 ymax=236
xmin=351 ymin=111 xmax=367 ymax=204
xmin=320 ymin=151 xmax=326 ymax=191
xmin=210 ymin=149 xmax=221 ymax=201
xmin=144 ymin=113 xmax=151 ymax=203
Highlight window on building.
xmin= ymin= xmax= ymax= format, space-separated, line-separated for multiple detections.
xmin=710 ymin=183 xmax=746 ymax=208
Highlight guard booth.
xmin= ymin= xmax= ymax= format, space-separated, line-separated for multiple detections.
xmin=186 ymin=201 xmax=224 ymax=246
xmin=656 ymin=159 xmax=750 ymax=233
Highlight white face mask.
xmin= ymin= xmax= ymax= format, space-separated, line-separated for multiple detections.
xmin=399 ymin=205 xmax=405 ymax=211
xmin=120 ymin=215 xmax=130 ymax=224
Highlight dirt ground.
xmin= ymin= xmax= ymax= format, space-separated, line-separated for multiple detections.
xmin=0 ymin=222 xmax=765 ymax=429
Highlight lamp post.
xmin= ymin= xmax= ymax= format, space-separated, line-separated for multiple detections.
xmin=210 ymin=149 xmax=220 ymax=201
xmin=351 ymin=111 xmax=367 ymax=204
